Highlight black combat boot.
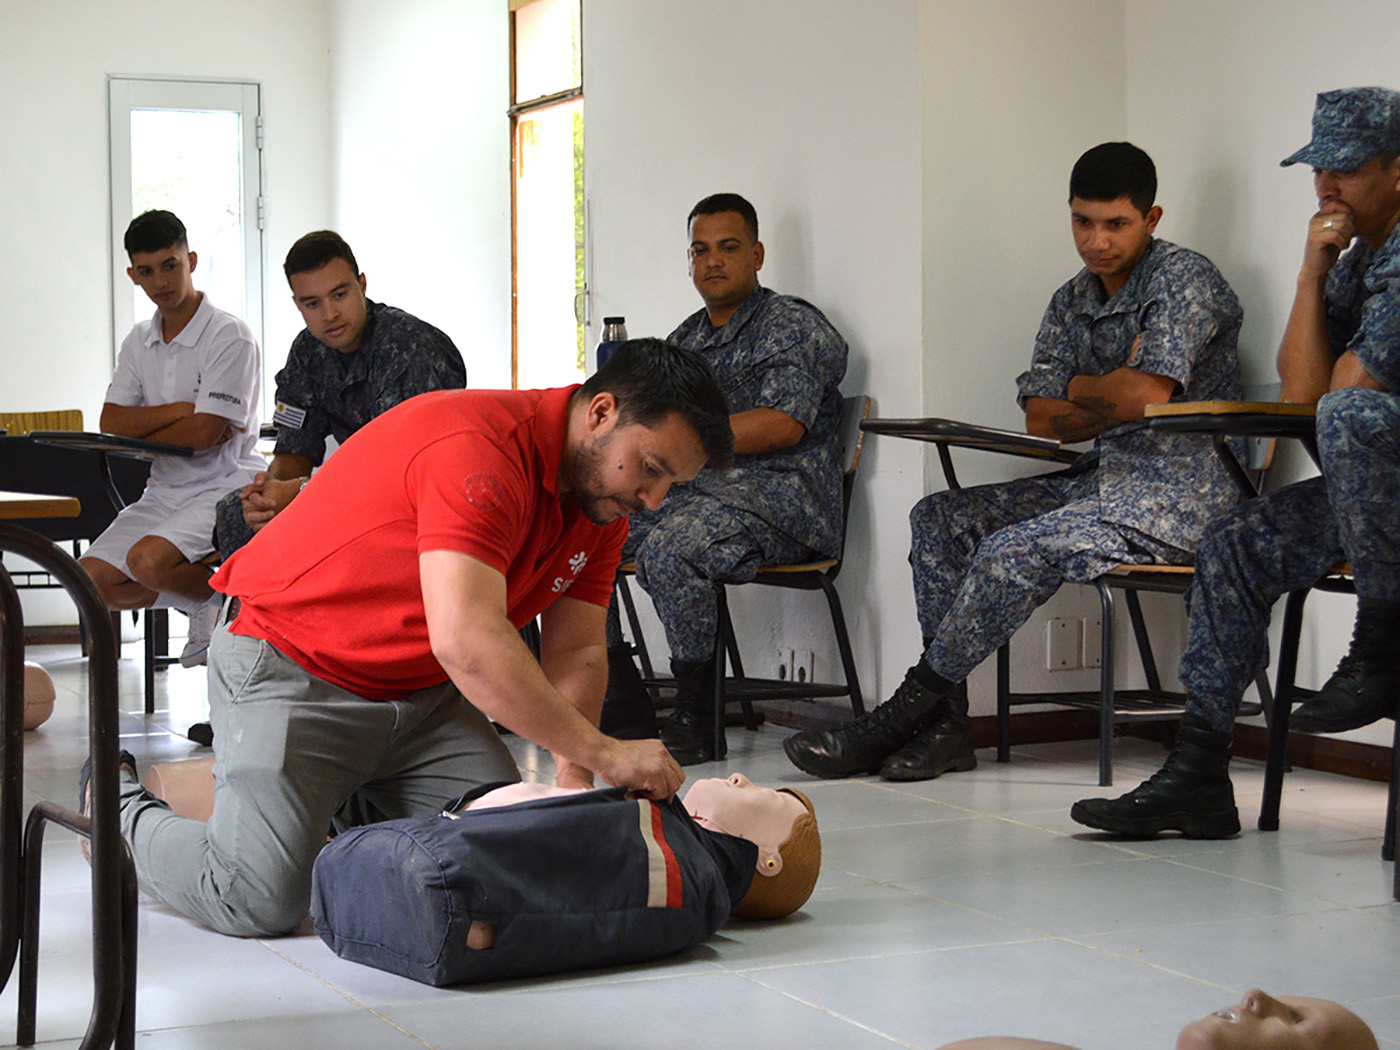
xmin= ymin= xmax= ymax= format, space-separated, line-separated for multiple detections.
xmin=1290 ymin=599 xmax=1400 ymax=734
xmin=880 ymin=683 xmax=977 ymax=781
xmin=783 ymin=666 xmax=951 ymax=778
xmin=1070 ymin=718 xmax=1240 ymax=838
xmin=659 ymin=658 xmax=717 ymax=765
xmin=598 ymin=647 xmax=658 ymax=740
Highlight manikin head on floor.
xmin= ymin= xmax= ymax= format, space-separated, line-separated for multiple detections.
xmin=681 ymin=774 xmax=821 ymax=919
xmin=937 ymin=988 xmax=1378 ymax=1050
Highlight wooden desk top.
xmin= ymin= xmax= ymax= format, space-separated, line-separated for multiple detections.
xmin=1145 ymin=400 xmax=1315 ymax=418
xmin=0 ymin=491 xmax=81 ymax=520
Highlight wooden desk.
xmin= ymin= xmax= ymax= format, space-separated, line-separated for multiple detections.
xmin=1143 ymin=400 xmax=1318 ymax=494
xmin=0 ymin=492 xmax=80 ymax=521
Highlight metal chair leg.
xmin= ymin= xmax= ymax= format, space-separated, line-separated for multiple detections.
xmin=995 ymin=643 xmax=1011 ymax=763
xmin=817 ymin=574 xmax=864 ymax=715
xmin=1096 ymin=583 xmax=1117 ymax=787
xmin=1259 ymin=589 xmax=1308 ymax=832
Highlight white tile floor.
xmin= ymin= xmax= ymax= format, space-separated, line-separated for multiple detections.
xmin=4 ymin=645 xmax=1399 ymax=1049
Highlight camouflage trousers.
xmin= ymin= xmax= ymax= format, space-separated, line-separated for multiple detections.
xmin=1181 ymin=386 xmax=1400 ymax=730
xmin=213 ymin=487 xmax=254 ymax=562
xmin=910 ymin=465 xmax=1189 ymax=683
xmin=610 ymin=487 xmax=813 ymax=664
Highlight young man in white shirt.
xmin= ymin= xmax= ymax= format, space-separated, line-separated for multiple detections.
xmin=81 ymin=210 xmax=263 ymax=663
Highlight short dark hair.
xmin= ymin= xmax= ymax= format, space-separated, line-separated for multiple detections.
xmin=576 ymin=338 xmax=734 ymax=468
xmin=124 ymin=210 xmax=188 ymax=257
xmin=687 ymin=193 xmax=759 ymax=241
xmin=1069 ymin=142 xmax=1158 ymax=215
xmin=284 ymin=230 xmax=360 ymax=284
xmin=1379 ymin=150 xmax=1400 ymax=168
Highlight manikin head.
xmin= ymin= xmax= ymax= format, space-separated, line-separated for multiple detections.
xmin=683 ymin=774 xmax=821 ymax=920
xmin=1176 ymin=989 xmax=1377 ymax=1050
xmin=937 ymin=989 xmax=1377 ymax=1050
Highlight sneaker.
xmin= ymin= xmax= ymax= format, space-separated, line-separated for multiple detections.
xmin=77 ymin=749 xmax=138 ymax=864
xmin=179 ymin=600 xmax=220 ymax=667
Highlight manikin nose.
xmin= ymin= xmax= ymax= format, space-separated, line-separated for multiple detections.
xmin=1242 ymin=989 xmax=1285 ymax=1018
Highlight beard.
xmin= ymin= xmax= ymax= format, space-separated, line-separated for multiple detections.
xmin=569 ymin=434 xmax=642 ymax=525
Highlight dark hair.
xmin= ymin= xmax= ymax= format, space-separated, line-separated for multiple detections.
xmin=283 ymin=230 xmax=360 ymax=283
xmin=1379 ymin=150 xmax=1400 ymax=168
xmin=1069 ymin=142 xmax=1158 ymax=214
xmin=576 ymin=338 xmax=734 ymax=468
xmin=687 ymin=193 xmax=759 ymax=241
xmin=124 ymin=210 xmax=188 ymax=256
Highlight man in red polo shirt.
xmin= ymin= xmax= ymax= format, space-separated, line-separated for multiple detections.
xmin=92 ymin=339 xmax=734 ymax=937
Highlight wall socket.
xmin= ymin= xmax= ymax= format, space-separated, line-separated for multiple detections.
xmin=1081 ymin=616 xmax=1103 ymax=669
xmin=777 ymin=648 xmax=816 ymax=683
xmin=1045 ymin=617 xmax=1081 ymax=671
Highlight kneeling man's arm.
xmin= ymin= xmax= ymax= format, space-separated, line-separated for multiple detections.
xmin=421 ymin=550 xmax=684 ymax=800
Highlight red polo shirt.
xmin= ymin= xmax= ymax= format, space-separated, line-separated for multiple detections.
xmin=211 ymin=387 xmax=627 ymax=700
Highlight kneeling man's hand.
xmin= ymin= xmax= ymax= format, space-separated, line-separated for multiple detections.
xmin=595 ymin=738 xmax=685 ymax=801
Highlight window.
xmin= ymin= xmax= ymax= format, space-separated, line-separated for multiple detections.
xmin=510 ymin=0 xmax=584 ymax=389
xmin=108 ymin=77 xmax=265 ymax=403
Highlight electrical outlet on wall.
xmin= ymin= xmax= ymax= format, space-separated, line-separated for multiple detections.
xmin=1045 ymin=617 xmax=1081 ymax=671
xmin=1081 ymin=617 xmax=1102 ymax=669
xmin=776 ymin=649 xmax=796 ymax=681
xmin=793 ymin=649 xmax=814 ymax=683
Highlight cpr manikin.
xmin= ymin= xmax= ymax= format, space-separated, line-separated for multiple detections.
xmin=938 ymin=988 xmax=1378 ymax=1050
xmin=144 ymin=760 xmax=822 ymax=983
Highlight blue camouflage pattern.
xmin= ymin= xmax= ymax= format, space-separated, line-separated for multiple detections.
xmin=621 ymin=284 xmax=847 ymax=662
xmin=626 ymin=488 xmax=812 ymax=663
xmin=910 ymin=464 xmax=1189 ymax=682
xmin=270 ymin=300 xmax=465 ymax=465
xmin=1325 ymin=227 xmax=1400 ymax=391
xmin=214 ymin=300 xmax=465 ymax=558
xmin=1179 ymin=223 xmax=1400 ymax=731
xmin=665 ymin=284 xmax=848 ymax=556
xmin=1280 ymin=87 xmax=1400 ymax=172
xmin=1016 ymin=238 xmax=1244 ymax=550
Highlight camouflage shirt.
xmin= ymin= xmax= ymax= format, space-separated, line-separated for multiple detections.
xmin=271 ymin=300 xmax=466 ymax=465
xmin=1016 ymin=238 xmax=1244 ymax=551
xmin=1325 ymin=222 xmax=1400 ymax=389
xmin=667 ymin=285 xmax=848 ymax=557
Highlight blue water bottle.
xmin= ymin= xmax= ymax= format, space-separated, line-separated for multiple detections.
xmin=596 ymin=316 xmax=628 ymax=370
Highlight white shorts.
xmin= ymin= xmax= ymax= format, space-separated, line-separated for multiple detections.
xmin=84 ymin=484 xmax=228 ymax=587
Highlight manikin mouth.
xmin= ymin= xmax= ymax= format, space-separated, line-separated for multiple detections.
xmin=1211 ymin=1007 xmax=1240 ymax=1022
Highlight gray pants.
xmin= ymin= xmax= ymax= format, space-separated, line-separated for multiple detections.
xmin=117 ymin=615 xmax=519 ymax=936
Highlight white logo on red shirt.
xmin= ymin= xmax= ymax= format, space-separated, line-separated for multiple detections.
xmin=552 ymin=551 xmax=589 ymax=593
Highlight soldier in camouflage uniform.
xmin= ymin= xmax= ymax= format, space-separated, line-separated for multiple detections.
xmin=604 ymin=193 xmax=848 ymax=764
xmin=1073 ymin=87 xmax=1400 ymax=839
xmin=178 ymin=231 xmax=462 ymax=693
xmin=786 ymin=143 xmax=1245 ymax=783
xmin=213 ymin=231 xmax=465 ymax=564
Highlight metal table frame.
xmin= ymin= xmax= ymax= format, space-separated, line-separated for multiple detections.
xmin=0 ymin=523 xmax=136 ymax=1049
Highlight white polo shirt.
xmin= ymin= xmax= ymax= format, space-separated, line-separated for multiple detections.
xmin=106 ymin=294 xmax=264 ymax=494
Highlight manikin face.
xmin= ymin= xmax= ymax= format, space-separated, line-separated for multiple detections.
xmin=1176 ymin=989 xmax=1377 ymax=1050
xmin=289 ymin=257 xmax=370 ymax=353
xmin=127 ymin=244 xmax=199 ymax=317
xmin=1069 ymin=195 xmax=1161 ymax=296
xmin=1313 ymin=153 xmax=1400 ymax=247
xmin=687 ymin=210 xmax=764 ymax=317
xmin=567 ymin=397 xmax=708 ymax=525
xmin=683 ymin=774 xmax=806 ymax=874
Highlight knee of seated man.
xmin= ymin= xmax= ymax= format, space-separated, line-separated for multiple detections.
xmin=1317 ymin=385 xmax=1393 ymax=447
xmin=125 ymin=535 xmax=179 ymax=587
xmin=214 ymin=875 xmax=312 ymax=938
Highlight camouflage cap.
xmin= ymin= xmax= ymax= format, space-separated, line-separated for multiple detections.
xmin=1280 ymin=87 xmax=1400 ymax=171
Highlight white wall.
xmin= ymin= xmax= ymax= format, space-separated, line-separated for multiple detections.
xmin=1 ymin=0 xmax=334 ymax=624
xmin=584 ymin=0 xmax=925 ymax=699
xmin=328 ymin=0 xmax=513 ymax=388
xmin=1126 ymin=0 xmax=1400 ymax=743
xmin=922 ymin=0 xmax=1132 ymax=711
xmin=0 ymin=0 xmax=334 ymax=418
